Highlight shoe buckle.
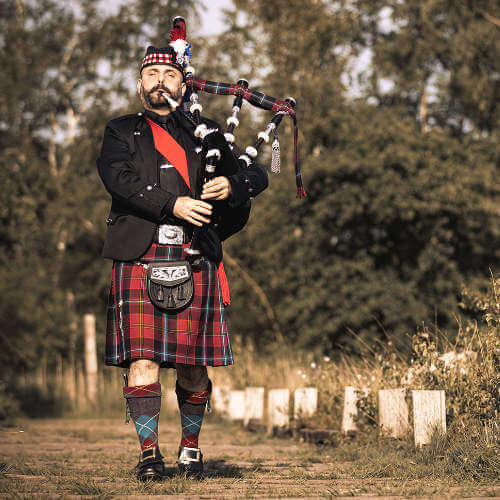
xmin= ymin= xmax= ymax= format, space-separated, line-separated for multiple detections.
xmin=140 ymin=447 xmax=158 ymax=462
xmin=178 ymin=446 xmax=201 ymax=463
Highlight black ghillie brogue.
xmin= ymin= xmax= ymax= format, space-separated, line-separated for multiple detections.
xmin=136 ymin=447 xmax=164 ymax=481
xmin=177 ymin=446 xmax=204 ymax=479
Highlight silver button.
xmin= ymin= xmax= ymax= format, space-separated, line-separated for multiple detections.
xmin=137 ymin=112 xmax=143 ymax=116
xmin=134 ymin=131 xmax=141 ymax=136
xmin=146 ymin=185 xmax=153 ymax=191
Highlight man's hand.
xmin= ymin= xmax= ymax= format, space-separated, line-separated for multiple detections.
xmin=173 ymin=196 xmax=212 ymax=227
xmin=201 ymin=176 xmax=232 ymax=201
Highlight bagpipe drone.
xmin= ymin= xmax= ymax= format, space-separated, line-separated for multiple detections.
xmin=163 ymin=16 xmax=306 ymax=256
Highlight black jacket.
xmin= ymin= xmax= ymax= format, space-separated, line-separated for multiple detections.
xmin=97 ymin=110 xmax=268 ymax=261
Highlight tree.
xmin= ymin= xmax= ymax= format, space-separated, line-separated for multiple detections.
xmin=0 ymin=0 xmax=200 ymax=374
xmin=344 ymin=0 xmax=499 ymax=136
xmin=215 ymin=0 xmax=499 ymax=354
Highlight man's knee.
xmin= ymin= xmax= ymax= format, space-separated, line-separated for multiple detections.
xmin=175 ymin=364 xmax=209 ymax=392
xmin=128 ymin=359 xmax=160 ymax=386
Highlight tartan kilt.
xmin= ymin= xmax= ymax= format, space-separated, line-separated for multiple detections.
xmin=105 ymin=242 xmax=233 ymax=367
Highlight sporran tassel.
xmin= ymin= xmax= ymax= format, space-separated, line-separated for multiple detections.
xmin=271 ymin=130 xmax=281 ymax=174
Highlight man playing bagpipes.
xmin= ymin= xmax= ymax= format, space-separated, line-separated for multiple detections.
xmin=97 ymin=17 xmax=304 ymax=481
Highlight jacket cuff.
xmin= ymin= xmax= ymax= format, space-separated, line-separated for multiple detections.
xmin=161 ymin=194 xmax=178 ymax=220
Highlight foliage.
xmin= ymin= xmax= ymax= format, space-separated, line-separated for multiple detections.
xmin=220 ymin=0 xmax=499 ymax=354
xmin=0 ymin=0 xmax=200 ymax=374
xmin=285 ymin=275 xmax=499 ymax=431
xmin=0 ymin=381 xmax=20 ymax=424
xmin=0 ymin=0 xmax=498 ymax=382
xmin=391 ymin=275 xmax=499 ymax=423
xmin=345 ymin=0 xmax=500 ymax=135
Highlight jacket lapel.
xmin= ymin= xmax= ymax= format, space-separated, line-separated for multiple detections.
xmin=176 ymin=111 xmax=202 ymax=196
xmin=135 ymin=116 xmax=158 ymax=184
xmin=186 ymin=147 xmax=201 ymax=196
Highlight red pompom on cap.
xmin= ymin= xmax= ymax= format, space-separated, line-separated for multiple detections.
xmin=170 ymin=16 xmax=186 ymax=42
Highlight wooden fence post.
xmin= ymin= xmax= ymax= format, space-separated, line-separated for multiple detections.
xmin=268 ymin=389 xmax=290 ymax=432
xmin=244 ymin=387 xmax=265 ymax=426
xmin=341 ymin=386 xmax=358 ymax=434
xmin=84 ymin=313 xmax=98 ymax=406
xmin=56 ymin=354 xmax=63 ymax=391
xmin=76 ymin=361 xmax=86 ymax=410
xmin=378 ymin=388 xmax=408 ymax=438
xmin=65 ymin=354 xmax=76 ymax=408
xmin=228 ymin=390 xmax=246 ymax=420
xmin=412 ymin=390 xmax=446 ymax=447
xmin=294 ymin=388 xmax=318 ymax=419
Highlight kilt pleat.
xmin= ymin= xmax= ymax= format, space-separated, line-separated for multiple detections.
xmin=105 ymin=243 xmax=233 ymax=367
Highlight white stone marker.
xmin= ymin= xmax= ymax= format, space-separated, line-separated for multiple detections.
xmin=294 ymin=387 xmax=318 ymax=419
xmin=228 ymin=390 xmax=246 ymax=420
xmin=268 ymin=389 xmax=290 ymax=429
xmin=212 ymin=385 xmax=231 ymax=417
xmin=244 ymin=387 xmax=265 ymax=426
xmin=341 ymin=386 xmax=358 ymax=434
xmin=83 ymin=313 xmax=98 ymax=406
xmin=412 ymin=390 xmax=446 ymax=447
xmin=378 ymin=388 xmax=408 ymax=438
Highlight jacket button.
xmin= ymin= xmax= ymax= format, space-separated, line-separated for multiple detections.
xmin=146 ymin=185 xmax=153 ymax=191
xmin=139 ymin=193 xmax=144 ymax=198
xmin=134 ymin=131 xmax=141 ymax=136
xmin=137 ymin=112 xmax=143 ymax=116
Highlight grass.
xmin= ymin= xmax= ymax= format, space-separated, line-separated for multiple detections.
xmin=1 ymin=278 xmax=498 ymax=496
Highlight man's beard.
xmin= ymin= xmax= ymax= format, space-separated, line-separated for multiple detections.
xmin=140 ymin=84 xmax=183 ymax=110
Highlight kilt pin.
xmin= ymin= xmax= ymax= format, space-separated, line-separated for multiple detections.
xmin=105 ymin=242 xmax=233 ymax=368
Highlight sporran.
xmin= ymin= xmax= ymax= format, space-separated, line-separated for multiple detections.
xmin=146 ymin=260 xmax=194 ymax=312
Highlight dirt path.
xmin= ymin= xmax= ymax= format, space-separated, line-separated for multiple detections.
xmin=0 ymin=417 xmax=497 ymax=498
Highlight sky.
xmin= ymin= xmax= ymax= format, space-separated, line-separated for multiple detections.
xmin=102 ymin=0 xmax=232 ymax=35
xmin=199 ymin=0 xmax=232 ymax=35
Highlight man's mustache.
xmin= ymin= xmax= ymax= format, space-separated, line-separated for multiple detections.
xmin=149 ymin=86 xmax=171 ymax=95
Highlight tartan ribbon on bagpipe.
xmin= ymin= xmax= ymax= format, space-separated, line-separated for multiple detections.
xmin=186 ymin=76 xmax=306 ymax=198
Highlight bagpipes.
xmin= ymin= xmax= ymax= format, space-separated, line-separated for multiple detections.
xmin=164 ymin=16 xmax=306 ymax=256
xmin=168 ymin=16 xmax=306 ymax=198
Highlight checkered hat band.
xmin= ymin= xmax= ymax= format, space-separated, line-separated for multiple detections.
xmin=141 ymin=53 xmax=174 ymax=70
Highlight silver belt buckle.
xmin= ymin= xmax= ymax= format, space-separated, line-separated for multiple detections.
xmin=158 ymin=224 xmax=184 ymax=245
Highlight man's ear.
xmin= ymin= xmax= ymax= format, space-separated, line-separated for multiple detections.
xmin=137 ymin=79 xmax=142 ymax=95
xmin=181 ymin=81 xmax=186 ymax=97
